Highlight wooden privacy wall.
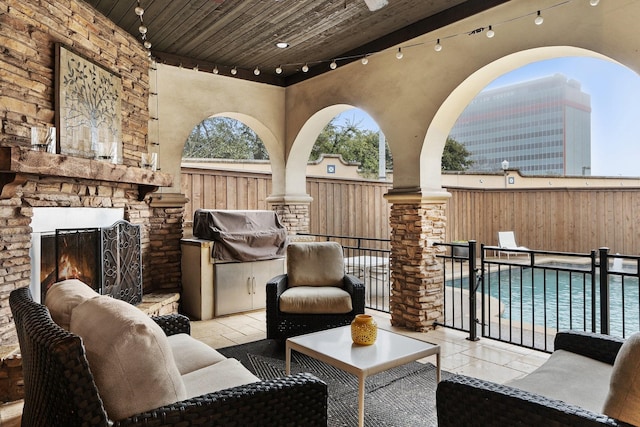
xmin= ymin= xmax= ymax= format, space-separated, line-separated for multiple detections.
xmin=181 ymin=168 xmax=392 ymax=239
xmin=181 ymin=168 xmax=640 ymax=255
xmin=446 ymin=187 xmax=640 ymax=255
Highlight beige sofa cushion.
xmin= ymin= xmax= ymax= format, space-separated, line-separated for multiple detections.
xmin=506 ymin=349 xmax=612 ymax=413
xmin=603 ymin=332 xmax=640 ymax=425
xmin=44 ymin=279 xmax=99 ymax=330
xmin=167 ymin=333 xmax=226 ymax=375
xmin=279 ymin=286 xmax=353 ymax=314
xmin=182 ymin=358 xmax=260 ymax=399
xmin=70 ymin=296 xmax=186 ymax=421
xmin=287 ymin=242 xmax=344 ymax=287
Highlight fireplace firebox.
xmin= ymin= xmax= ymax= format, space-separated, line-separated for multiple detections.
xmin=39 ymin=220 xmax=142 ymax=305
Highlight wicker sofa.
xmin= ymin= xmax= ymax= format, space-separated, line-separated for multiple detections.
xmin=436 ymin=330 xmax=639 ymax=426
xmin=10 ymin=285 xmax=328 ymax=426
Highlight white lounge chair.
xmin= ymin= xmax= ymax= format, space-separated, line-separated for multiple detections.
xmin=497 ymin=231 xmax=529 ymax=259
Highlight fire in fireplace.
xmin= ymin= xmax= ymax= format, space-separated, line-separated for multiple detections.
xmin=30 ymin=208 xmax=142 ymax=305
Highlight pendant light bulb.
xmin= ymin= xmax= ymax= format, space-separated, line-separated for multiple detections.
xmin=275 ymin=65 xmax=283 ymax=74
xmin=396 ymin=48 xmax=403 ymax=59
xmin=361 ymin=55 xmax=369 ymax=65
xmin=143 ymin=41 xmax=152 ymax=49
xmin=231 ymin=67 xmax=237 ymax=75
xmin=534 ymin=11 xmax=544 ymax=25
xmin=434 ymin=39 xmax=442 ymax=52
xmin=138 ymin=25 xmax=148 ymax=35
xmin=253 ymin=66 xmax=260 ymax=75
xmin=134 ymin=6 xmax=144 ymax=16
xmin=330 ymin=60 xmax=337 ymax=70
xmin=302 ymin=63 xmax=309 ymax=72
xmin=486 ymin=26 xmax=495 ymax=38
xmin=213 ymin=66 xmax=219 ymax=74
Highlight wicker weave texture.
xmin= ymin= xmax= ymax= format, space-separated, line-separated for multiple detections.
xmin=10 ymin=287 xmax=328 ymax=427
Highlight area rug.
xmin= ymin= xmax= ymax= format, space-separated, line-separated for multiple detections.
xmin=218 ymin=339 xmax=452 ymax=427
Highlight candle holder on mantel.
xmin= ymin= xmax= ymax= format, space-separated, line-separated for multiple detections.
xmin=141 ymin=152 xmax=158 ymax=171
xmin=31 ymin=126 xmax=56 ymax=152
xmin=95 ymin=142 xmax=117 ymax=163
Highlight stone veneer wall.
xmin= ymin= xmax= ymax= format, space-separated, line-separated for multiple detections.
xmin=271 ymin=202 xmax=311 ymax=235
xmin=388 ymin=201 xmax=447 ymax=331
xmin=0 ymin=1 xmax=183 ymax=345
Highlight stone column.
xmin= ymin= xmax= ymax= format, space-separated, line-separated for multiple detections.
xmin=267 ymin=195 xmax=313 ymax=235
xmin=384 ymin=189 xmax=450 ymax=332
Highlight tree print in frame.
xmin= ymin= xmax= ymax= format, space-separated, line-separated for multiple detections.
xmin=55 ymin=43 xmax=122 ymax=162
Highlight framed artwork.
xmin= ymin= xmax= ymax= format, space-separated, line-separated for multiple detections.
xmin=55 ymin=43 xmax=122 ymax=162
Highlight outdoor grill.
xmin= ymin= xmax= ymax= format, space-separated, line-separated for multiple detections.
xmin=193 ymin=209 xmax=287 ymax=262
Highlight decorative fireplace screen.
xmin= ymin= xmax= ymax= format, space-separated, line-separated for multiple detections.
xmin=40 ymin=219 xmax=142 ymax=305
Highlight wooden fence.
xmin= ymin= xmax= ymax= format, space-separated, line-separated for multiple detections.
xmin=181 ymin=167 xmax=640 ymax=255
xmin=181 ymin=167 xmax=392 ymax=241
xmin=447 ymin=187 xmax=640 ymax=255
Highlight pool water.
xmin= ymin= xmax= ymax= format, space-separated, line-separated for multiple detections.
xmin=446 ymin=265 xmax=640 ymax=338
xmin=483 ymin=267 xmax=640 ymax=338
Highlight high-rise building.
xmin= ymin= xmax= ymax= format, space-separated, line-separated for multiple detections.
xmin=449 ymin=74 xmax=591 ymax=176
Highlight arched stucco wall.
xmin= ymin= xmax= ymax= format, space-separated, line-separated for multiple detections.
xmin=156 ymin=0 xmax=640 ymax=200
xmin=421 ymin=47 xmax=623 ymax=189
xmin=155 ymin=64 xmax=285 ymax=194
xmin=284 ymin=0 xmax=640 ymax=195
xmin=284 ymin=104 xmax=355 ymax=197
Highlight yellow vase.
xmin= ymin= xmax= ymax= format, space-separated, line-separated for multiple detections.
xmin=351 ymin=314 xmax=377 ymax=345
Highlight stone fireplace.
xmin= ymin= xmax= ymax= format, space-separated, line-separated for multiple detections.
xmin=31 ymin=207 xmax=143 ymax=305
xmin=0 ymin=0 xmax=192 ymax=353
xmin=0 ymin=147 xmax=184 ymax=347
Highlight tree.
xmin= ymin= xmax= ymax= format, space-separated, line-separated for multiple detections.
xmin=441 ymin=137 xmax=473 ymax=171
xmin=313 ymin=117 xmax=392 ymax=178
xmin=183 ymin=117 xmax=268 ymax=159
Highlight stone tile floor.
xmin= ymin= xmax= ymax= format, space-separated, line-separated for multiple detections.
xmin=0 ymin=309 xmax=550 ymax=426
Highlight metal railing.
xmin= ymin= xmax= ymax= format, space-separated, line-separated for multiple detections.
xmin=435 ymin=241 xmax=640 ymax=352
xmin=298 ymin=233 xmax=391 ymax=312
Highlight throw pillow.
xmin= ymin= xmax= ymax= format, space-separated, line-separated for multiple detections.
xmin=287 ymin=242 xmax=344 ymax=287
xmin=70 ymin=296 xmax=186 ymax=421
xmin=602 ymin=332 xmax=640 ymax=425
xmin=44 ymin=279 xmax=99 ymax=330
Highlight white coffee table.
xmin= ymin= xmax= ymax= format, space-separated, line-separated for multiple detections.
xmin=286 ymin=325 xmax=441 ymax=427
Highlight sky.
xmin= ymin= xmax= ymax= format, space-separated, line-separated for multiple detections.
xmin=336 ymin=57 xmax=640 ymax=177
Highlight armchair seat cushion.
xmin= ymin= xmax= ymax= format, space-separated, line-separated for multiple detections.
xmin=182 ymin=358 xmax=261 ymax=399
xmin=279 ymin=286 xmax=353 ymax=314
xmin=167 ymin=333 xmax=227 ymax=375
xmin=506 ymin=349 xmax=612 ymax=413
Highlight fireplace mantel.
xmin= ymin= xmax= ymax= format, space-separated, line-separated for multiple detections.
xmin=0 ymin=146 xmax=172 ymax=200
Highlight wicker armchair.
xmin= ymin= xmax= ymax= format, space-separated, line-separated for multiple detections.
xmin=10 ymin=287 xmax=328 ymax=426
xmin=266 ymin=242 xmax=365 ymax=341
xmin=436 ymin=330 xmax=627 ymax=426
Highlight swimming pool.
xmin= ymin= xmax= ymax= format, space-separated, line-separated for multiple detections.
xmin=482 ymin=266 xmax=640 ymax=338
xmin=447 ymin=266 xmax=640 ymax=337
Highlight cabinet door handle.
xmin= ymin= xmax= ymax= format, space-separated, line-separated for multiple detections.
xmin=252 ymin=277 xmax=256 ymax=294
xmin=247 ymin=277 xmax=252 ymax=295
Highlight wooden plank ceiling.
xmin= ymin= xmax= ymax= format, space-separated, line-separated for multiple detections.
xmin=83 ymin=0 xmax=510 ymax=85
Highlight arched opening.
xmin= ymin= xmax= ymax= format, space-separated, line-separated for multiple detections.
xmin=309 ymin=108 xmax=391 ymax=181
xmin=179 ymin=113 xmax=285 ymax=223
xmin=421 ymin=47 xmax=626 ymax=189
xmin=182 ymin=116 xmax=271 ymax=172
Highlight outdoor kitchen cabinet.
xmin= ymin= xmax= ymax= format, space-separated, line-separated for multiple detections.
xmin=181 ymin=238 xmax=285 ymax=319
xmin=182 ymin=210 xmax=288 ymax=320
xmin=214 ymin=257 xmax=284 ymax=315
